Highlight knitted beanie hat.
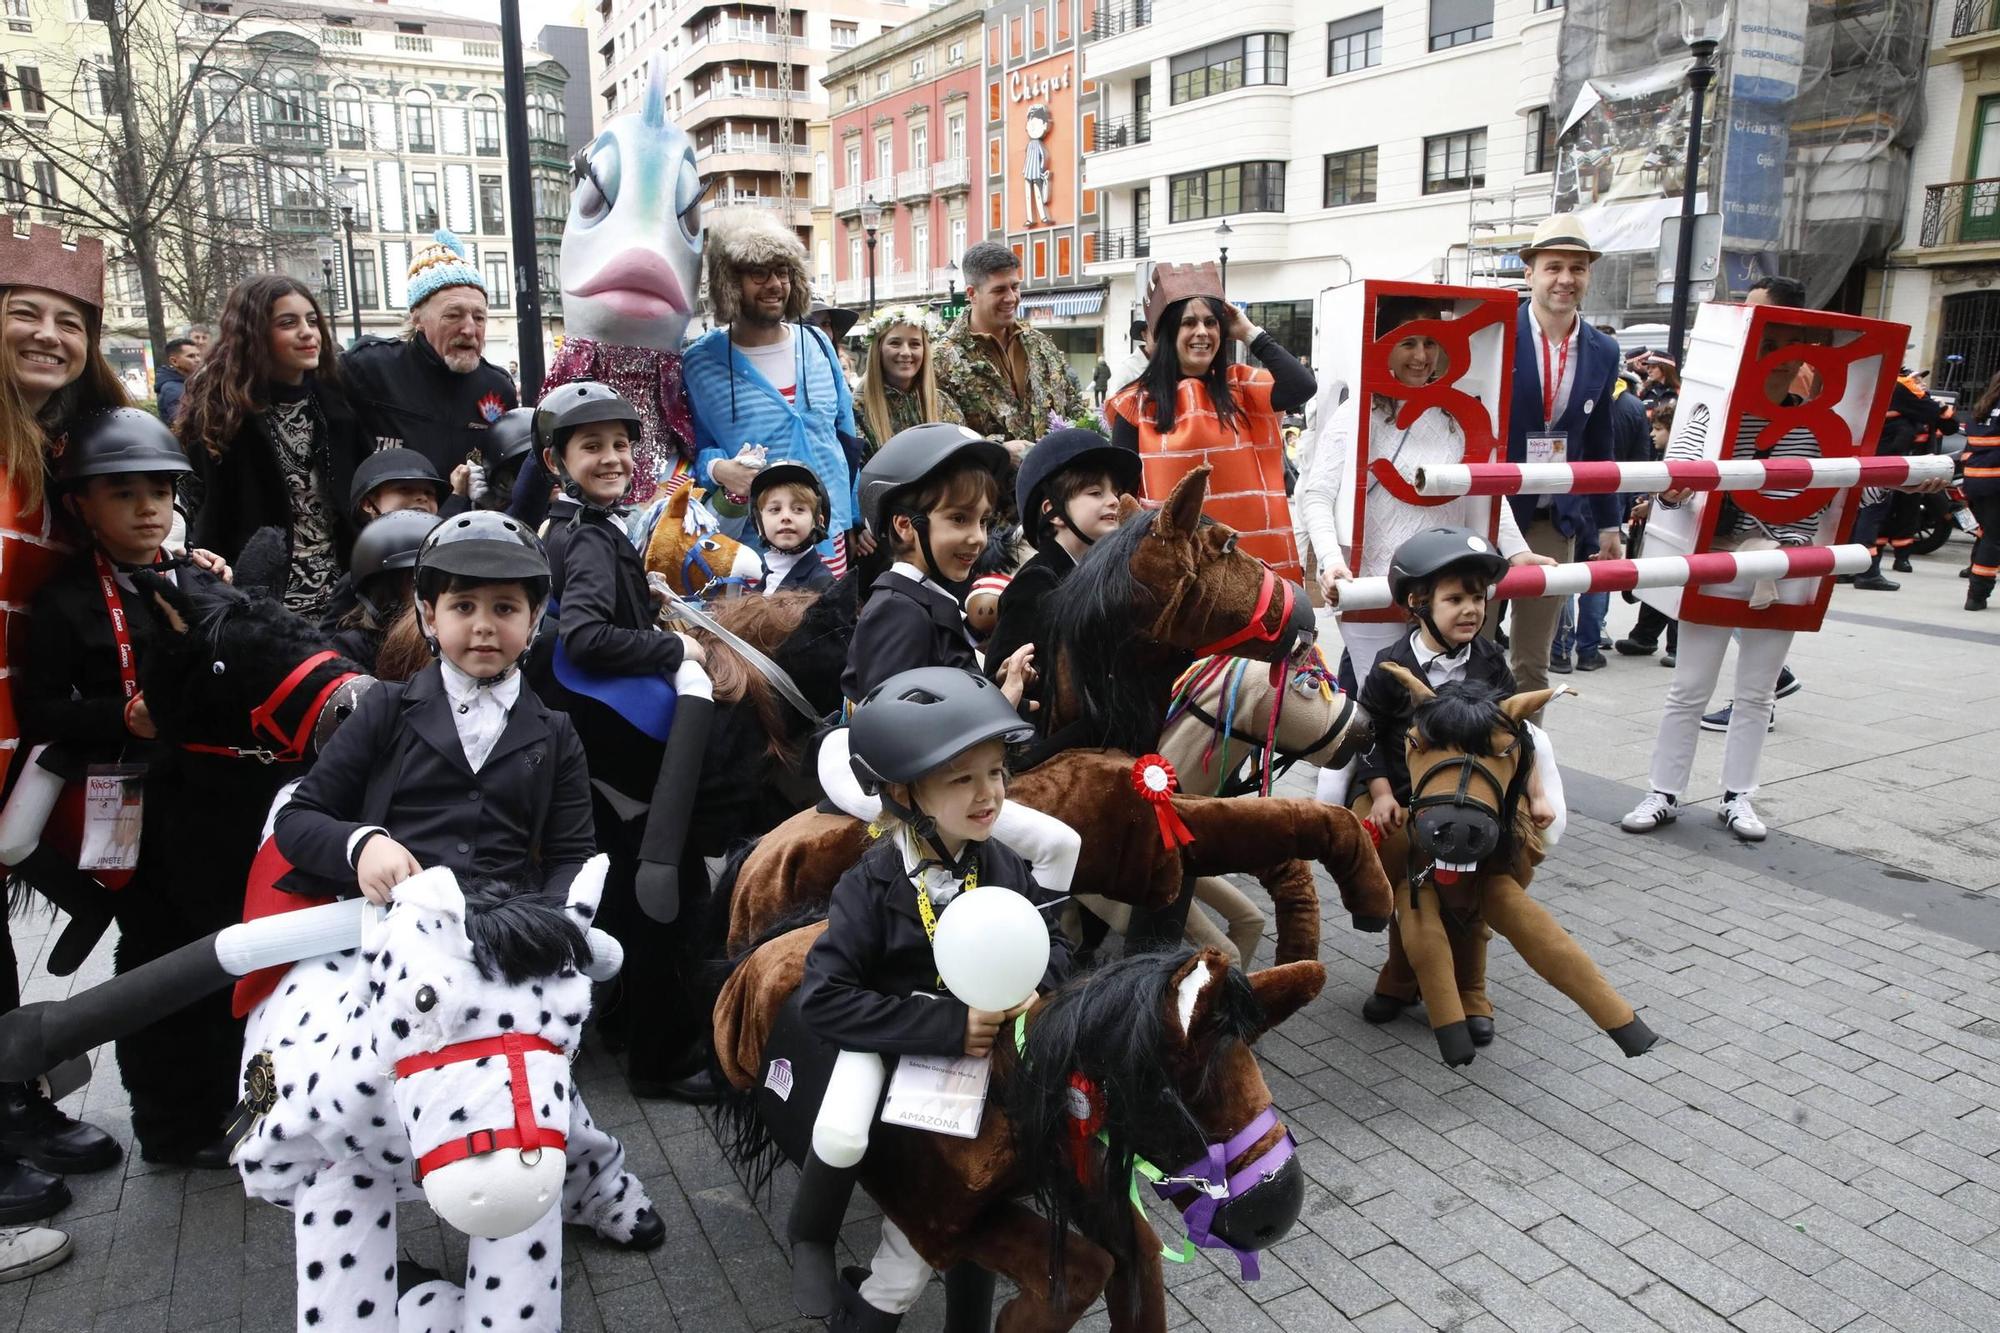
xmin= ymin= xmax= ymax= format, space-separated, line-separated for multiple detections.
xmin=407 ymin=229 xmax=485 ymax=309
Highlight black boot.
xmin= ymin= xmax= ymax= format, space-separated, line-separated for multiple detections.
xmin=1968 ymin=575 xmax=1993 ymax=612
xmin=829 ymin=1265 xmax=904 ymax=1332
xmin=941 ymin=1261 xmax=996 ymax=1333
xmin=0 ymin=1083 xmax=120 ymax=1175
xmin=1892 ymin=553 xmax=1914 ymax=573
xmin=1360 ymin=992 xmax=1408 ymax=1025
xmin=790 ymin=1150 xmax=860 ymax=1318
xmin=0 ymin=1156 xmax=68 ymax=1226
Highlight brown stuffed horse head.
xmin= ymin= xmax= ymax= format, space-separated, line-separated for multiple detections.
xmin=1379 ymin=661 xmax=1554 ymax=878
xmin=1006 ymin=947 xmax=1323 ymax=1314
xmin=644 ymin=484 xmax=748 ymax=596
xmin=1130 ymin=466 xmax=1313 ymax=664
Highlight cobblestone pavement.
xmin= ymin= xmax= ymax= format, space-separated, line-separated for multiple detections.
xmin=1 ymin=540 xmax=1996 ymax=1331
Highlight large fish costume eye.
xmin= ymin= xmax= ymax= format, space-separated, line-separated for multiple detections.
xmin=571 ymin=135 xmax=620 ymax=227
xmin=675 ymin=151 xmax=704 ymax=243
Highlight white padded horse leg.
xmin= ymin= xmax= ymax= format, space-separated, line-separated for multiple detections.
xmin=0 ymin=745 xmax=61 ymax=866
xmin=560 ymin=1088 xmax=653 ymax=1242
xmin=812 ymin=1049 xmax=885 ymax=1168
xmin=991 ymin=802 xmax=1080 ymax=898
xmin=213 ymin=899 xmax=370 ymax=976
xmin=1524 ymin=721 xmax=1567 ymax=847
xmin=291 ymin=1154 xmax=400 ymax=1332
xmin=815 ymin=728 xmax=882 ymax=825
xmin=460 ymin=1200 xmax=563 ymax=1332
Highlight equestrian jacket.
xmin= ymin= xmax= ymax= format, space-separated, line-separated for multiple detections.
xmin=19 ymin=557 xmax=223 ymax=773
xmin=1355 ymin=634 xmax=1517 ymax=806
xmin=841 ymin=568 xmax=979 ymax=704
xmin=800 ymin=835 xmax=1073 ymax=1056
xmin=341 ymin=333 xmax=519 ymax=477
xmin=274 ymin=663 xmax=595 ymax=902
xmin=1507 ymin=310 xmax=1621 ymax=540
xmin=542 ymin=501 xmax=687 ymax=679
xmin=981 ymin=545 xmax=1073 ymax=716
xmin=761 ymin=545 xmax=833 ymax=595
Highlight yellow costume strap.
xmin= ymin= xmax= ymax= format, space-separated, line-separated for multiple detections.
xmin=910 ymin=829 xmax=976 ymax=991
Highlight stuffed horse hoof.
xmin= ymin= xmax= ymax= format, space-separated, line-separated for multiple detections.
xmin=1351 ymin=913 xmax=1390 ymax=933
xmin=1360 ymin=992 xmax=1408 ymax=1025
xmin=1467 ymin=1015 xmax=1495 ymax=1047
xmin=1434 ymin=1021 xmax=1478 ymax=1068
xmin=1609 ymin=1015 xmax=1660 ymax=1058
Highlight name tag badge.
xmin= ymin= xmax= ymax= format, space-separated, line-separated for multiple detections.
xmin=881 ymin=1051 xmax=993 ymax=1139
xmin=80 ymin=763 xmax=145 ymax=872
xmin=1526 ymin=433 xmax=1568 ymax=466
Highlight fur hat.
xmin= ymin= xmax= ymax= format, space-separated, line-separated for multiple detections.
xmin=407 ymin=230 xmax=486 ymax=309
xmin=705 ymin=208 xmax=810 ymax=326
xmin=1143 ymin=262 xmax=1225 ymax=341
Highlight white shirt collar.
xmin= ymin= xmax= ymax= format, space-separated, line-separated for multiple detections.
xmin=1411 ymin=628 xmax=1473 ymax=684
xmin=890 ymin=560 xmax=952 ymax=598
xmin=440 ymin=656 xmax=523 ymax=711
xmin=897 ymin=826 xmax=971 ymax=907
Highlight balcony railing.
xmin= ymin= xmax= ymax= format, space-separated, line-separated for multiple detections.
xmin=1093 ymin=228 xmax=1149 ymax=261
xmin=897 ymin=166 xmax=930 ymax=199
xmin=699 ymin=136 xmax=807 ymax=158
xmin=1089 ymin=116 xmax=1149 ymax=152
xmin=1918 ymin=178 xmax=2000 ymax=248
xmin=932 ymin=157 xmax=969 ymax=191
xmin=1953 ymin=0 xmax=1998 ymax=37
xmin=1096 ymin=0 xmax=1153 ymax=37
xmin=888 ymin=271 xmax=925 ymax=297
xmin=272 ymin=205 xmax=331 ymax=231
xmin=864 ymin=176 xmax=893 ymax=203
xmin=693 ymin=22 xmax=780 ymax=46
xmin=834 ymin=183 xmax=863 ymax=213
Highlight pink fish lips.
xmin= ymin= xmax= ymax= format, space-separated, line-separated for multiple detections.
xmin=572 ymin=250 xmax=691 ymax=319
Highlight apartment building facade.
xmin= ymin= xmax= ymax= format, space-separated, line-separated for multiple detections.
xmin=823 ymin=0 xmax=982 ymax=312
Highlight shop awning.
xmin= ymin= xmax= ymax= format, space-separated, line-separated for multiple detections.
xmin=1021 ymin=288 xmax=1107 ymax=319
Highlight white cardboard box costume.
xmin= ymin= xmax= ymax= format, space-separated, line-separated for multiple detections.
xmin=1637 ymin=303 xmax=1904 ymax=632
xmin=1320 ymin=281 xmax=1517 ymax=625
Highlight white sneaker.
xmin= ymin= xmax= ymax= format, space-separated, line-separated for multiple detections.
xmin=1719 ymin=794 xmax=1767 ymax=842
xmin=1620 ymin=791 xmax=1679 ymax=833
xmin=0 ymin=1227 xmax=71 ymax=1284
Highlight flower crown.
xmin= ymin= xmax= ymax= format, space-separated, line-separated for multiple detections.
xmin=861 ymin=303 xmax=945 ymax=344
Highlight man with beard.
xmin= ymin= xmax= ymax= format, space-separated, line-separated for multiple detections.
xmin=342 ymin=231 xmax=518 ymax=480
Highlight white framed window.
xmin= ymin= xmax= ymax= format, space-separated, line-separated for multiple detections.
xmin=849 ymin=235 xmax=862 ymax=280
xmin=812 ymin=151 xmax=830 ymax=205
xmin=948 ymin=40 xmax=965 ymax=64
xmin=845 ymin=143 xmax=862 ymax=186
xmin=911 ymin=55 xmax=926 ymax=78
xmin=946 ymin=113 xmax=965 ymax=161
xmin=874 ymin=71 xmax=888 ymax=93
xmin=949 ymin=215 xmax=965 ymax=264
xmin=875 ymin=134 xmax=892 ymax=178
xmin=910 ymin=123 xmax=928 ymax=166
xmin=911 ymin=219 xmax=928 ymax=272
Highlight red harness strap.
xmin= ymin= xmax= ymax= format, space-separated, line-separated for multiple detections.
xmin=396 ymin=1031 xmax=568 ymax=1182
xmin=184 ymin=650 xmax=358 ymax=764
xmin=1191 ymin=566 xmax=1296 ymax=660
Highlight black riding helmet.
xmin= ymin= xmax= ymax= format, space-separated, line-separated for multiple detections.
xmin=748 ymin=460 xmax=830 ymax=548
xmin=58 ymin=408 xmax=193 ymax=488
xmin=484 ymin=407 xmax=538 ymax=469
xmin=857 ymin=423 xmax=1010 ymax=595
xmin=1388 ymin=526 xmax=1508 ymax=648
xmin=1015 ymin=427 xmax=1141 ymax=551
xmin=850 ymin=666 xmax=1034 ymax=869
xmin=349 ymin=509 xmax=441 ymax=622
xmin=348 ymin=447 xmax=448 ymax=516
xmin=413 ymin=511 xmax=551 ymax=674
xmin=533 ymin=381 xmax=642 ymax=507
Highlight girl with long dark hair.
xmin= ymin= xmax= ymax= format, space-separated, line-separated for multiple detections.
xmin=177 ymin=274 xmax=368 ymax=619
xmin=1105 ymin=262 xmax=1315 ymax=577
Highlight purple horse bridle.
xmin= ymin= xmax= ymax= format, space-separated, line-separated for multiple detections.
xmin=1148 ymin=1106 xmax=1297 ymax=1279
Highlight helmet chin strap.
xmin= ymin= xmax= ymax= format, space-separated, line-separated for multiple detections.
xmin=415 ymin=599 xmax=540 ymax=688
xmin=877 ymin=787 xmax=977 ymax=877
xmin=552 ymin=448 xmax=632 ymax=521
xmin=1049 ymin=499 xmax=1097 ymax=548
xmin=909 ymin=515 xmax=974 ymax=600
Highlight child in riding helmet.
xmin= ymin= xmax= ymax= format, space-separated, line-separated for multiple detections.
xmin=983 ymin=427 xmax=1142 ymax=717
xmin=819 ymin=423 xmax=1081 ymax=907
xmin=794 ymin=667 xmax=1075 ymax=1323
xmin=1351 ymin=526 xmax=1564 ymax=1044
xmin=328 ymin=508 xmax=438 ymax=674
xmin=744 ymin=460 xmax=835 ymax=595
xmin=17 ymin=408 xmax=205 ymax=1172
xmin=348 ymin=447 xmax=451 ymax=524
xmin=471 ymin=406 xmax=536 ymax=512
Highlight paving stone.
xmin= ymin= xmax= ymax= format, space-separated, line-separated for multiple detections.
xmin=1440 ymin=1254 xmax=1573 ymax=1333
xmin=1620 ymin=1232 xmax=1761 ymax=1317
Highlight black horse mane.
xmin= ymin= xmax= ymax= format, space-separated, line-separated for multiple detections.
xmin=1044 ymin=510 xmax=1178 ymax=752
xmin=458 ymin=881 xmax=593 ymax=986
xmin=1005 ymin=949 xmax=1266 ymax=1316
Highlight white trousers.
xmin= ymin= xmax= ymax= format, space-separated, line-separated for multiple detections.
xmin=858 ymin=1218 xmax=933 ymax=1314
xmin=1647 ymin=621 xmax=1794 ymax=799
xmin=817 ymin=727 xmax=1081 ymax=897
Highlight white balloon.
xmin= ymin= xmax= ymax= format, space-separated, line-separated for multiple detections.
xmin=933 ymin=887 xmax=1050 ymax=1012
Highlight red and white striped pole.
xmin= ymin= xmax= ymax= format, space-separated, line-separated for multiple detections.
xmin=1412 ymin=455 xmax=1953 ymax=498
xmin=1328 ymin=544 xmax=1871 ymax=612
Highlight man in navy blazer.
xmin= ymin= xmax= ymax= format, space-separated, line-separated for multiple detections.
xmin=1505 ymin=214 xmax=1626 ymax=709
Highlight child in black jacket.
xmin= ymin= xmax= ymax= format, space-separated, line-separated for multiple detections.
xmin=793 ymin=667 xmax=1073 ymax=1322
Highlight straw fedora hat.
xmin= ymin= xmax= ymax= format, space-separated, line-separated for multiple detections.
xmin=1519 ymin=213 xmax=1602 ymax=263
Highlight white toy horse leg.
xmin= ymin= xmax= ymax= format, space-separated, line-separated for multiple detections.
xmin=292 ymin=1155 xmax=399 ymax=1332
xmin=0 ymin=745 xmax=61 ymax=865
xmin=460 ymin=1202 xmax=563 ymax=1332
xmin=815 ymin=728 xmax=881 ymax=824
xmin=812 ymin=1049 xmax=885 ymax=1168
xmin=991 ymin=802 xmax=1080 ymax=897
xmin=1524 ymin=721 xmax=1567 ymax=848
xmin=561 ymin=1088 xmax=654 ymax=1243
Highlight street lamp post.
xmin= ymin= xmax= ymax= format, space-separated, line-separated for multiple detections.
xmin=860 ymin=195 xmax=882 ymax=314
xmin=332 ymin=176 xmax=364 ymax=344
xmin=1666 ymin=0 xmax=1730 ymax=369
xmin=942 ymin=258 xmax=958 ymax=309
xmin=315 ymin=236 xmax=338 ymax=333
xmin=1215 ymin=217 xmax=1234 ymax=296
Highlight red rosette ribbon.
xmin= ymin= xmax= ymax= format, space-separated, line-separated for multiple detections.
xmin=1066 ymin=1072 xmax=1105 ymax=1184
xmin=1132 ymin=754 xmax=1196 ymax=853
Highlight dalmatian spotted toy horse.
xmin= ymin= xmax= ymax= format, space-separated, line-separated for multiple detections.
xmin=0 ymin=856 xmax=636 ymax=1332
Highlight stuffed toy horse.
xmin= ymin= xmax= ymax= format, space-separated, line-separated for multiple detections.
xmin=716 ymin=932 xmax=1324 ymax=1332
xmin=639 ymin=481 xmax=748 ymax=597
xmin=1361 ymin=664 xmax=1661 ymax=1068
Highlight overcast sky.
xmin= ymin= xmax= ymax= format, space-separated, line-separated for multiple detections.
xmin=407 ymin=0 xmax=595 ymax=33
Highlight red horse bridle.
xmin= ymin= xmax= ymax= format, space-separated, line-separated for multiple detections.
xmin=394 ymin=1031 xmax=569 ymax=1183
xmin=1190 ymin=566 xmax=1298 ymax=664
xmin=184 ymin=650 xmax=361 ymax=764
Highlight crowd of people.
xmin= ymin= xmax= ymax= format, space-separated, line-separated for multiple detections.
xmin=0 ymin=193 xmax=1979 ymax=1325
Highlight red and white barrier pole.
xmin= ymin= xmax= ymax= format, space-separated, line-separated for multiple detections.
xmin=1412 ymin=454 xmax=1953 ymax=498
xmin=1329 ymin=544 xmax=1871 ymax=612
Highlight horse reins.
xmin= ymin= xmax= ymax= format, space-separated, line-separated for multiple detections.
xmin=1166 ymin=650 xmax=1351 ymax=798
xmin=183 ymin=649 xmax=362 ymax=765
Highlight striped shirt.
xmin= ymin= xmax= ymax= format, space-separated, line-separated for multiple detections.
xmin=1664 ymin=403 xmax=1826 ymax=547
